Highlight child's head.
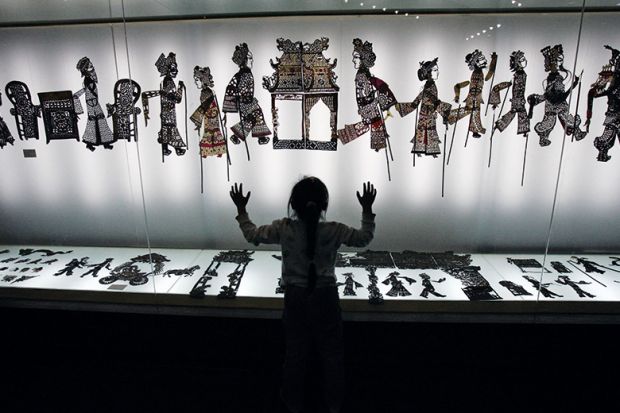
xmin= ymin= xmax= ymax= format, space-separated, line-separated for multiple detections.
xmin=288 ymin=176 xmax=329 ymax=221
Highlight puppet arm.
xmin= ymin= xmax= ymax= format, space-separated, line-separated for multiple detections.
xmin=485 ymin=52 xmax=498 ymax=81
xmin=454 ymin=81 xmax=470 ymax=103
xmin=489 ymin=81 xmax=512 ymax=109
xmin=141 ymin=90 xmax=159 ymax=125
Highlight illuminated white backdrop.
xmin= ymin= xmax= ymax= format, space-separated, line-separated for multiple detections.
xmin=0 ymin=13 xmax=618 ymax=253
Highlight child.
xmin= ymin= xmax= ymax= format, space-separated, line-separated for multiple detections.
xmin=230 ymin=177 xmax=377 ymax=413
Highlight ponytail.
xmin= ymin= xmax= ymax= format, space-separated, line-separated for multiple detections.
xmin=304 ymin=201 xmax=321 ymax=291
xmin=287 ymin=177 xmax=329 ymax=292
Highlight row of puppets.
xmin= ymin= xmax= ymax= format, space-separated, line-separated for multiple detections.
xmin=0 ymin=38 xmax=618 ymax=180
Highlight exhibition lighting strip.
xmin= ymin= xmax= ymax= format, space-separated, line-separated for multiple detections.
xmin=342 ymin=0 xmax=528 ymax=16
xmin=465 ymin=23 xmax=503 ymax=42
xmin=462 ymin=1 xmax=525 ymax=42
xmin=342 ymin=0 xmax=421 ymax=18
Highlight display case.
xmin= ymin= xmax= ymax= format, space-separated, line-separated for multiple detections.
xmin=1 ymin=0 xmax=619 ymax=321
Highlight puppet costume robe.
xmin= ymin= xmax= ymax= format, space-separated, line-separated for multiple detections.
xmin=190 ymin=88 xmax=226 ymax=158
xmin=339 ymin=68 xmax=397 ymax=150
xmin=75 ymin=77 xmax=114 ymax=148
xmin=491 ymin=70 xmax=530 ymax=135
xmin=590 ymin=78 xmax=620 ymax=161
xmin=449 ymin=68 xmax=487 ymax=135
xmin=158 ymin=76 xmax=186 ymax=150
xmin=222 ymin=67 xmax=271 ymax=141
xmin=0 ymin=115 xmax=13 ymax=148
xmin=531 ymin=72 xmax=586 ymax=145
xmin=398 ymin=80 xmax=451 ymax=155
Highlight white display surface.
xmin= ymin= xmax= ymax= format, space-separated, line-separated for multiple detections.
xmin=0 ymin=13 xmax=619 ymax=253
xmin=2 ymin=245 xmax=619 ymax=306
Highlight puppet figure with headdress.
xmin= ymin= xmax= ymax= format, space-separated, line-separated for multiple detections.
xmin=397 ymin=58 xmax=452 ymax=157
xmin=222 ymin=43 xmax=271 ymax=146
xmin=527 ymin=44 xmax=586 ymax=147
xmin=142 ymin=52 xmax=187 ymax=158
xmin=191 ymin=66 xmax=227 ymax=158
xmin=0 ymin=91 xmax=14 ymax=149
xmin=490 ymin=50 xmax=530 ymax=136
xmin=338 ymin=38 xmax=398 ymax=151
xmin=74 ymin=57 xmax=115 ymax=151
xmin=448 ymin=49 xmax=497 ymax=138
xmin=586 ymin=45 xmax=620 ymax=162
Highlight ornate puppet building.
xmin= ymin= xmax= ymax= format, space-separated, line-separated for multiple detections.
xmin=0 ymin=91 xmax=14 ymax=149
xmin=528 ymin=44 xmax=586 ymax=147
xmin=586 ymin=45 xmax=620 ymax=162
xmin=74 ymin=57 xmax=115 ymax=151
xmin=397 ymin=58 xmax=452 ymax=157
xmin=5 ymin=81 xmax=40 ymax=141
xmin=448 ymin=49 xmax=497 ymax=139
xmin=262 ymin=37 xmax=339 ymax=150
xmin=222 ymin=43 xmax=271 ymax=150
xmin=142 ymin=52 xmax=187 ymax=159
xmin=106 ymin=79 xmax=141 ymax=142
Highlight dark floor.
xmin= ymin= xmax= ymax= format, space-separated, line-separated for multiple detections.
xmin=2 ymin=306 xmax=619 ymax=413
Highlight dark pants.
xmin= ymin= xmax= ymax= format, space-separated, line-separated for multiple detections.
xmin=281 ymin=285 xmax=344 ymax=413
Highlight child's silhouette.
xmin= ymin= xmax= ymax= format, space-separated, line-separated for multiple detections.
xmin=231 ymin=177 xmax=376 ymax=413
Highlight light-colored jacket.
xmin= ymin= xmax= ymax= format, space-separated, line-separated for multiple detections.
xmin=236 ymin=212 xmax=376 ymax=288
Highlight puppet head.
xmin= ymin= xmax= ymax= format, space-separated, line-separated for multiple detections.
xmin=155 ymin=52 xmax=178 ymax=78
xmin=509 ymin=50 xmax=527 ymax=72
xmin=232 ymin=43 xmax=252 ymax=68
xmin=541 ymin=44 xmax=564 ymax=72
xmin=604 ymin=45 xmax=620 ymax=72
xmin=465 ymin=49 xmax=487 ymax=71
xmin=417 ymin=58 xmax=439 ymax=81
xmin=76 ymin=56 xmax=97 ymax=82
xmin=352 ymin=38 xmax=376 ymax=68
xmin=193 ymin=66 xmax=214 ymax=89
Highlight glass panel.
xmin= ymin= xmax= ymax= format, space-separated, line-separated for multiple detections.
xmin=543 ymin=2 xmax=620 ymax=302
xmin=0 ymin=1 xmax=154 ymax=296
xmin=1 ymin=0 xmax=610 ymax=309
xmin=117 ymin=2 xmax=583 ymax=304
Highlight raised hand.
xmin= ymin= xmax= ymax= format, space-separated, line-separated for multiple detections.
xmin=356 ymin=182 xmax=377 ymax=214
xmin=230 ymin=182 xmax=251 ymax=214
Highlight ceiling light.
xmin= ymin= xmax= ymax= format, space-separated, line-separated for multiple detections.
xmin=395 ymin=10 xmax=399 ymax=14
xmin=497 ymin=23 xmax=502 ymax=28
